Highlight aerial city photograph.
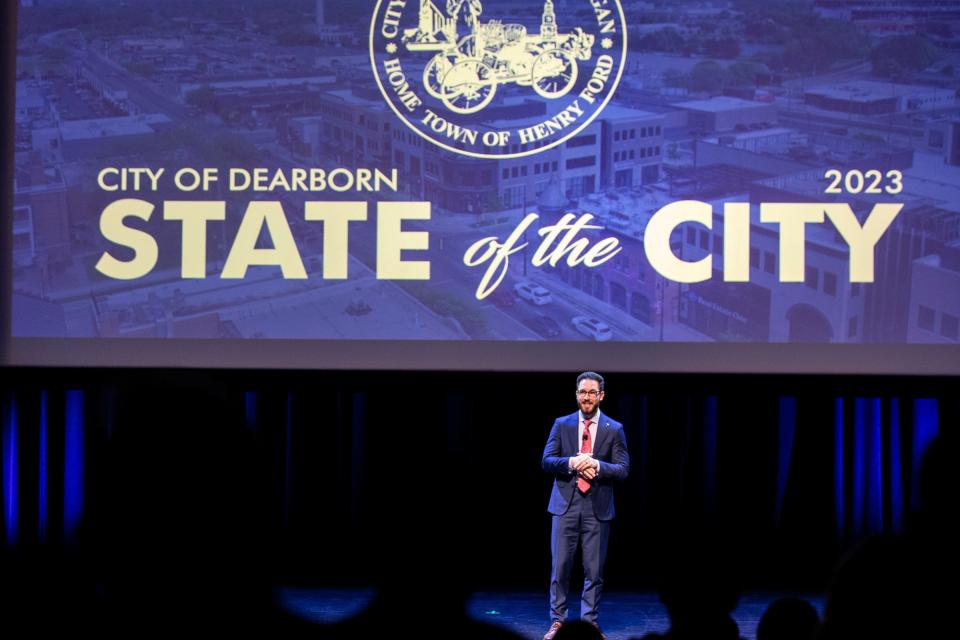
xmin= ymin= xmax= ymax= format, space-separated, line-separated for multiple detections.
xmin=12 ymin=0 xmax=960 ymax=345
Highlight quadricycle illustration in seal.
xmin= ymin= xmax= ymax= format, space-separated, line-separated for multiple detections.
xmin=402 ymin=0 xmax=596 ymax=114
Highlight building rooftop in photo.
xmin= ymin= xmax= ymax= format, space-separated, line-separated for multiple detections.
xmin=578 ymin=184 xmax=678 ymax=242
xmin=804 ymin=80 xmax=955 ymax=103
xmin=181 ymin=74 xmax=336 ymax=94
xmin=482 ymin=103 xmax=659 ymax=132
xmin=903 ymin=151 xmax=960 ymax=214
xmin=324 ymin=88 xmax=387 ymax=111
xmin=59 ymin=113 xmax=172 ymax=141
xmin=598 ymin=104 xmax=663 ymax=122
xmin=704 ymin=127 xmax=795 ymax=143
xmin=672 ymin=96 xmax=771 ymax=113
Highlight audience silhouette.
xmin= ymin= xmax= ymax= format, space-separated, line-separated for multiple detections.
xmin=817 ymin=434 xmax=948 ymax=640
xmin=757 ymin=597 xmax=819 ymax=640
xmin=554 ymin=620 xmax=606 ymax=640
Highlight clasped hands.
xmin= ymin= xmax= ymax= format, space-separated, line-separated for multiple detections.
xmin=571 ymin=453 xmax=599 ymax=480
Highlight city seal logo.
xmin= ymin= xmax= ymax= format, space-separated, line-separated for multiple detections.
xmin=370 ymin=0 xmax=627 ymax=159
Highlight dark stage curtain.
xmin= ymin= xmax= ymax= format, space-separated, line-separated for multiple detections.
xmin=1 ymin=372 xmax=954 ymax=591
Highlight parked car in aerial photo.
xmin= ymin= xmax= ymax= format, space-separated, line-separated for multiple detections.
xmin=524 ymin=314 xmax=562 ymax=338
xmin=571 ymin=316 xmax=613 ymax=341
xmin=514 ymin=281 xmax=552 ymax=306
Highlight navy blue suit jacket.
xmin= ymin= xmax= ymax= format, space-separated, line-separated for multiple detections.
xmin=542 ymin=411 xmax=629 ymax=521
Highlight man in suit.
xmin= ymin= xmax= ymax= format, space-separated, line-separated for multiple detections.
xmin=542 ymin=371 xmax=630 ymax=640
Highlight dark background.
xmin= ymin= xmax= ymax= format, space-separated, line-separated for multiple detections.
xmin=2 ymin=367 xmax=953 ymax=596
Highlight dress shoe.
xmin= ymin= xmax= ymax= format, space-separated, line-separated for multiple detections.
xmin=588 ymin=621 xmax=608 ymax=640
xmin=543 ymin=620 xmax=563 ymax=640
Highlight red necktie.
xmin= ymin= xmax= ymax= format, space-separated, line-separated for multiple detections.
xmin=577 ymin=419 xmax=592 ymax=493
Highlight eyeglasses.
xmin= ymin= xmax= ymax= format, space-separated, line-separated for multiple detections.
xmin=576 ymin=389 xmax=602 ymax=398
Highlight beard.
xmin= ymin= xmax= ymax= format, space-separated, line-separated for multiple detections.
xmin=579 ymin=401 xmax=598 ymax=418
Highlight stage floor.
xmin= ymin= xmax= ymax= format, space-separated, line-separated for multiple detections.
xmin=278 ymin=588 xmax=825 ymax=640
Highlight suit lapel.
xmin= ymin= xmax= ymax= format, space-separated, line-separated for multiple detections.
xmin=593 ymin=410 xmax=610 ymax=453
xmin=564 ymin=412 xmax=579 ymax=455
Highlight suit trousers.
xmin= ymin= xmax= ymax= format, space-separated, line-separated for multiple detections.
xmin=549 ymin=487 xmax=611 ymax=625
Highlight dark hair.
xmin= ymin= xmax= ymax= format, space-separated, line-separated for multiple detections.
xmin=576 ymin=371 xmax=604 ymax=391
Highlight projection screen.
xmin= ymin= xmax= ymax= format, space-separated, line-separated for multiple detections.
xmin=4 ymin=0 xmax=959 ymax=373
